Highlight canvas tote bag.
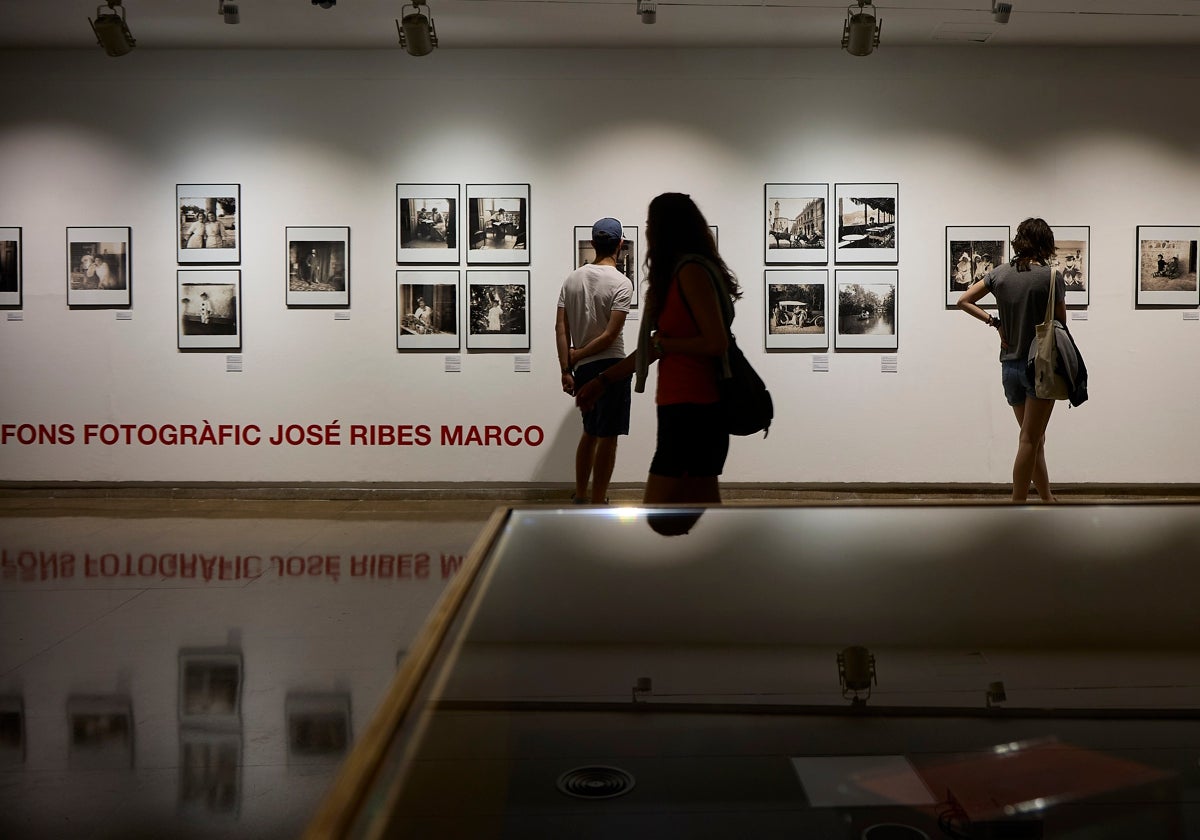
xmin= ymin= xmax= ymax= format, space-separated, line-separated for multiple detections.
xmin=1028 ymin=266 xmax=1069 ymax=401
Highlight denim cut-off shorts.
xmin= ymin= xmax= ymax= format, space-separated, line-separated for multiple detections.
xmin=1000 ymin=358 xmax=1036 ymax=406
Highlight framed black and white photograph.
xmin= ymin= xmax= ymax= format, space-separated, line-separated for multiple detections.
xmin=177 ymin=183 xmax=240 ymax=264
xmin=467 ymin=270 xmax=529 ymax=350
xmin=574 ymin=225 xmax=639 ymax=308
xmin=178 ymin=270 xmax=241 ymax=351
xmin=835 ymin=269 xmax=898 ymax=350
xmin=285 ymin=692 xmax=351 ymax=764
xmin=1136 ymin=225 xmax=1199 ymax=307
xmin=0 ymin=227 xmax=21 ymax=308
xmin=67 ymin=695 xmax=133 ymax=770
xmin=1050 ymin=225 xmax=1090 ymax=306
xmin=466 ymin=183 xmax=529 ymax=265
xmin=765 ymin=183 xmax=828 ymax=264
xmin=834 ymin=183 xmax=898 ymax=264
xmin=66 ymin=226 xmax=131 ymax=307
xmin=397 ymin=183 xmax=459 ymax=264
xmin=286 ymin=226 xmax=349 ymax=307
xmin=397 ymin=270 xmax=459 ymax=350
xmin=766 ymin=270 xmax=829 ymax=350
xmin=946 ymin=226 xmax=1008 ymax=307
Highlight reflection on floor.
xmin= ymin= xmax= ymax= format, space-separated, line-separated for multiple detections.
xmin=0 ymin=491 xmax=1195 ymax=839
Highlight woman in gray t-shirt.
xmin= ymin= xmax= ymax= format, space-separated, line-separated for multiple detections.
xmin=957 ymin=217 xmax=1066 ymax=504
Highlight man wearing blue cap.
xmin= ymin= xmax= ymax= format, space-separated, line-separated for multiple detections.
xmin=556 ymin=218 xmax=634 ymax=504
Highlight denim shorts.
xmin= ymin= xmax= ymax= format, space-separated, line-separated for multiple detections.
xmin=1001 ymin=358 xmax=1035 ymax=406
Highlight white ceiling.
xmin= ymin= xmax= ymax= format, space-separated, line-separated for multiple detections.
xmin=5 ymin=0 xmax=1200 ymax=51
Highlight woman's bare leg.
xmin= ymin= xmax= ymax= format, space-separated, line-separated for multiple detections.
xmin=1011 ymin=397 xmax=1055 ymax=503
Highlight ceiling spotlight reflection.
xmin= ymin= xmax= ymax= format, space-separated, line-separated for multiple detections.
xmin=89 ymin=0 xmax=136 ymax=57
xmin=396 ymin=2 xmax=439 ymax=57
xmin=837 ymin=645 xmax=876 ymax=705
xmin=841 ymin=0 xmax=882 ymax=57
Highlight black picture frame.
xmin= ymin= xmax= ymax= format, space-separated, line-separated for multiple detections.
xmin=286 ymin=226 xmax=350 ymax=307
xmin=177 ymin=183 xmax=241 ymax=264
xmin=466 ymin=270 xmax=530 ymax=349
xmin=66 ymin=226 xmax=131 ymax=308
xmin=834 ymin=269 xmax=898 ymax=350
xmin=765 ymin=183 xmax=829 ymax=265
xmin=397 ymin=183 xmax=459 ymax=264
xmin=833 ymin=183 xmax=898 ymax=264
xmin=0 ymin=227 xmax=22 ymax=309
xmin=397 ymin=269 xmax=460 ymax=350
xmin=765 ymin=269 xmax=829 ymax=351
xmin=178 ymin=270 xmax=242 ymax=351
xmin=946 ymin=225 xmax=1008 ymax=308
xmin=466 ymin=184 xmax=529 ymax=265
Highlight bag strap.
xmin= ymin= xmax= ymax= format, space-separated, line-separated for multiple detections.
xmin=672 ymin=254 xmax=734 ymax=378
xmin=1042 ymin=263 xmax=1057 ymax=326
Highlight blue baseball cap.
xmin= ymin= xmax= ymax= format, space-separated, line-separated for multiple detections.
xmin=592 ymin=217 xmax=628 ymax=243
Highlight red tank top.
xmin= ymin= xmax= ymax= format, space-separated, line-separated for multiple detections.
xmin=655 ymin=278 xmax=720 ymax=405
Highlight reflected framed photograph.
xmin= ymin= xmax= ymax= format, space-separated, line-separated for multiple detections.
xmin=0 ymin=696 xmax=23 ymax=766
xmin=834 ymin=183 xmax=898 ymax=264
xmin=766 ymin=269 xmax=829 ymax=350
xmin=178 ymin=271 xmax=241 ymax=351
xmin=0 ymin=227 xmax=21 ymax=308
xmin=835 ymin=269 xmax=898 ymax=350
xmin=177 ymin=184 xmax=240 ymax=264
xmin=946 ymin=226 xmax=1008 ymax=307
xmin=66 ymin=226 xmax=131 ymax=307
xmin=178 ymin=649 xmax=243 ymax=727
xmin=67 ymin=695 xmax=133 ymax=770
xmin=1136 ymin=225 xmax=1198 ymax=307
xmin=765 ymin=183 xmax=828 ymax=264
xmin=397 ymin=183 xmax=459 ymax=264
xmin=286 ymin=692 xmax=351 ymax=764
xmin=1050 ymin=225 xmax=1090 ymax=307
xmin=466 ymin=184 xmax=529 ymax=265
xmin=573 ymin=225 xmax=639 ymax=308
xmin=179 ymin=730 xmax=242 ymax=816
xmin=397 ymin=269 xmax=459 ymax=350
xmin=286 ymin=226 xmax=349 ymax=307
xmin=467 ymin=270 xmax=529 ymax=349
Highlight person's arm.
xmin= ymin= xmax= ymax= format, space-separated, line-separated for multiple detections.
xmin=568 ymin=309 xmax=628 ymax=368
xmin=554 ymin=307 xmax=574 ymax=395
xmin=574 ymin=350 xmax=638 ymax=413
xmin=957 ymin=278 xmax=1007 ymax=347
xmin=656 ymin=263 xmax=728 ymax=357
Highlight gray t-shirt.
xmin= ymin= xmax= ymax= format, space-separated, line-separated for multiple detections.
xmin=984 ymin=263 xmax=1065 ymax=363
xmin=557 ymin=263 xmax=633 ymax=366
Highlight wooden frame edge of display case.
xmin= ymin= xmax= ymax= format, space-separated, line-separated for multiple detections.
xmin=303 ymin=506 xmax=511 ymax=840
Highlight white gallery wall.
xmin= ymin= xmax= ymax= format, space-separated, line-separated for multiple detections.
xmin=0 ymin=46 xmax=1197 ymax=485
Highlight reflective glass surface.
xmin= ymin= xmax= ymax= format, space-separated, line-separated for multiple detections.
xmin=363 ymin=505 xmax=1200 ymax=839
xmin=0 ymin=508 xmax=476 ymax=839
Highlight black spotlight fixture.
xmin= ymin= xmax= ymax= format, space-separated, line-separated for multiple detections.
xmin=89 ymin=0 xmax=136 ymax=57
xmin=636 ymin=0 xmax=656 ymax=25
xmin=841 ymin=0 xmax=882 ymax=57
xmin=992 ymin=1 xmax=1013 ymax=24
xmin=396 ymin=3 xmax=439 ymax=57
xmin=312 ymin=0 xmax=336 ymax=8
xmin=219 ymin=1 xmax=240 ymax=24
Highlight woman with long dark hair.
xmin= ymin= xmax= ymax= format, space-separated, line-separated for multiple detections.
xmin=576 ymin=192 xmax=741 ymax=503
xmin=958 ymin=217 xmax=1066 ymax=503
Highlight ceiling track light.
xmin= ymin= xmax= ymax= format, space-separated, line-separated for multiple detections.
xmin=637 ymin=0 xmax=656 ymax=25
xmin=396 ymin=3 xmax=439 ymax=57
xmin=218 ymin=0 xmax=240 ymax=25
xmin=312 ymin=0 xmax=336 ymax=8
xmin=841 ymin=0 xmax=881 ymax=57
xmin=837 ymin=646 xmax=877 ymax=705
xmin=992 ymin=1 xmax=1013 ymax=24
xmin=90 ymin=0 xmax=136 ymax=57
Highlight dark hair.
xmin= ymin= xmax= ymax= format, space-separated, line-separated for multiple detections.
xmin=644 ymin=193 xmax=740 ymax=319
xmin=592 ymin=236 xmax=620 ymax=260
xmin=1011 ymin=217 xmax=1056 ymax=271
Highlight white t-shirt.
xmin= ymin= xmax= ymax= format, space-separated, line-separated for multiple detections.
xmin=556 ymin=263 xmax=633 ymax=366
